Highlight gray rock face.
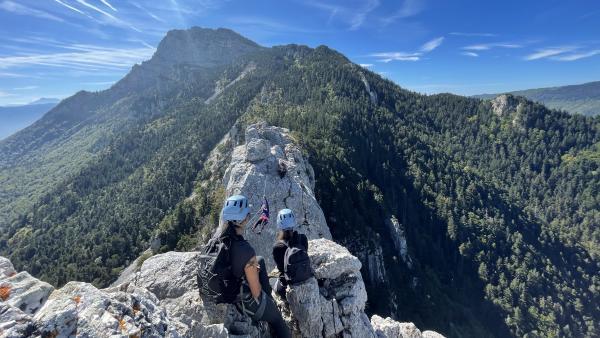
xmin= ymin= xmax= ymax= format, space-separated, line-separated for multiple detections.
xmin=386 ymin=216 xmax=413 ymax=269
xmin=0 ymin=258 xmax=15 ymax=279
xmin=222 ymin=122 xmax=332 ymax=270
xmin=34 ymin=281 xmax=180 ymax=337
xmin=282 ymin=239 xmax=375 ymax=338
xmin=115 ymin=251 xmax=213 ymax=337
xmin=0 ymin=304 xmax=35 ymax=338
xmin=0 ymin=271 xmax=53 ymax=315
xmin=371 ymin=315 xmax=446 ymax=338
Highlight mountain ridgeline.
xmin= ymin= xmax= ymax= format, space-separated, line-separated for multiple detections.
xmin=475 ymin=81 xmax=600 ymax=116
xmin=0 ymin=27 xmax=598 ymax=338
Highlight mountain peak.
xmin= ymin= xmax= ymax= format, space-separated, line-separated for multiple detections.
xmin=150 ymin=26 xmax=262 ymax=67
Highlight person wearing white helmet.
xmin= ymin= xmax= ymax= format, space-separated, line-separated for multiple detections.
xmin=272 ymin=209 xmax=309 ymax=299
xmin=220 ymin=195 xmax=290 ymax=338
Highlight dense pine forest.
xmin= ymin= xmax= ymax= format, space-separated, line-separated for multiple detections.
xmin=0 ymin=28 xmax=598 ymax=338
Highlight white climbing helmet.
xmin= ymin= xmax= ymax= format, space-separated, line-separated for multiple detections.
xmin=222 ymin=195 xmax=250 ymax=222
xmin=277 ymin=209 xmax=296 ymax=230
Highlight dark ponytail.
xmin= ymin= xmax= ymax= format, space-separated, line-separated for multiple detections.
xmin=276 ymin=229 xmax=295 ymax=242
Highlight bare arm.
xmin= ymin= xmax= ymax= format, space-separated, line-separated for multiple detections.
xmin=244 ymin=256 xmax=262 ymax=300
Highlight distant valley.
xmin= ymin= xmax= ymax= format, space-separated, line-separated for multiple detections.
xmin=475 ymin=81 xmax=600 ymax=116
xmin=0 ymin=98 xmax=60 ymax=140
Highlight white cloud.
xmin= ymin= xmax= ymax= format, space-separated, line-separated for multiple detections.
xmin=449 ymin=32 xmax=497 ymax=37
xmin=381 ymin=0 xmax=424 ymax=25
xmin=303 ymin=0 xmax=380 ymax=30
xmin=100 ymin=0 xmax=117 ymax=12
xmin=420 ymin=37 xmax=444 ymax=52
xmin=0 ymin=45 xmax=156 ymax=71
xmin=0 ymin=1 xmax=64 ymax=22
xmin=359 ymin=63 xmax=373 ymax=67
xmin=350 ymin=0 xmax=379 ymax=30
xmin=13 ymin=86 xmax=38 ymax=90
xmin=53 ymin=0 xmax=87 ymax=16
xmin=524 ymin=47 xmax=575 ymax=60
xmin=0 ymin=91 xmax=15 ymax=98
xmin=553 ymin=50 xmax=600 ymax=61
xmin=370 ymin=52 xmax=421 ymax=62
xmin=463 ymin=43 xmax=521 ymax=51
xmin=461 ymin=52 xmax=479 ymax=57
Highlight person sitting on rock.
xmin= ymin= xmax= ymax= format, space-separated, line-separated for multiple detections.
xmin=221 ymin=194 xmax=291 ymax=338
xmin=272 ymin=209 xmax=311 ymax=299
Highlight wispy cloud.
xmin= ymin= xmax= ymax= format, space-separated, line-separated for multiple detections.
xmin=370 ymin=35 xmax=442 ymax=62
xmin=0 ymin=72 xmax=30 ymax=78
xmin=0 ymin=91 xmax=15 ymax=98
xmin=0 ymin=1 xmax=64 ymax=22
xmin=13 ymin=86 xmax=38 ymax=90
xmin=450 ymin=32 xmax=497 ymax=37
xmin=370 ymin=52 xmax=420 ymax=62
xmin=131 ymin=2 xmax=165 ymax=23
xmin=420 ymin=37 xmax=444 ymax=52
xmin=461 ymin=51 xmax=479 ymax=57
xmin=0 ymin=45 xmax=155 ymax=71
xmin=359 ymin=63 xmax=373 ymax=67
xmin=303 ymin=0 xmax=380 ymax=30
xmin=350 ymin=0 xmax=379 ymax=30
xmin=524 ymin=47 xmax=576 ymax=60
xmin=463 ymin=43 xmax=521 ymax=51
xmin=53 ymin=0 xmax=92 ymax=18
xmin=100 ymin=0 xmax=117 ymax=12
xmin=554 ymin=50 xmax=600 ymax=61
xmin=71 ymin=0 xmax=140 ymax=32
xmin=525 ymin=46 xmax=600 ymax=61
xmin=381 ymin=0 xmax=424 ymax=25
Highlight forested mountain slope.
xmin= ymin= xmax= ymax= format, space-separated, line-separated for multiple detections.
xmin=0 ymin=27 xmax=598 ymax=338
xmin=476 ymin=81 xmax=600 ymax=116
xmin=0 ymin=27 xmax=261 ymax=228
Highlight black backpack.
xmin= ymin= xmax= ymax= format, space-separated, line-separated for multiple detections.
xmin=283 ymin=234 xmax=313 ymax=285
xmin=197 ymin=231 xmax=240 ymax=304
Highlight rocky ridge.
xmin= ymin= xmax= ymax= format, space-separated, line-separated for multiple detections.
xmin=0 ymin=123 xmax=444 ymax=338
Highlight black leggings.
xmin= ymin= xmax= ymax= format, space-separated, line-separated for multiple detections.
xmin=238 ymin=256 xmax=290 ymax=338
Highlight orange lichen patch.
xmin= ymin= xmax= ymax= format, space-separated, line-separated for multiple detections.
xmin=72 ymin=295 xmax=81 ymax=304
xmin=119 ymin=318 xmax=127 ymax=331
xmin=0 ymin=285 xmax=11 ymax=301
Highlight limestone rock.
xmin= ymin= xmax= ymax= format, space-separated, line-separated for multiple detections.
xmin=0 ymin=304 xmax=35 ymax=338
xmin=386 ymin=216 xmax=413 ymax=269
xmin=370 ymin=315 xmax=446 ymax=338
xmin=0 ymin=258 xmax=16 ymax=278
xmin=422 ymin=331 xmax=446 ymax=338
xmin=283 ymin=239 xmax=375 ymax=338
xmin=0 ymin=272 xmax=53 ymax=315
xmin=222 ymin=122 xmax=331 ymax=271
xmin=308 ymin=238 xmax=362 ymax=280
xmin=117 ymin=251 xmax=208 ymax=337
xmin=33 ymin=281 xmax=182 ymax=337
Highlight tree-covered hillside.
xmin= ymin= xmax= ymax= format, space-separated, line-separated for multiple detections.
xmin=1 ymin=28 xmax=598 ymax=338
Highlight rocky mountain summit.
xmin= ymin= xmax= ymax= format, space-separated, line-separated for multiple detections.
xmin=0 ymin=123 xmax=445 ymax=337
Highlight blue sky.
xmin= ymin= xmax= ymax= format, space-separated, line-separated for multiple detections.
xmin=0 ymin=0 xmax=599 ymax=105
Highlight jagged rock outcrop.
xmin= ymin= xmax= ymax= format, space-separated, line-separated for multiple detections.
xmin=0 ymin=123 xmax=446 ymax=338
xmin=371 ymin=315 xmax=446 ymax=338
xmin=277 ymin=239 xmax=374 ymax=338
xmin=0 ymin=272 xmax=53 ymax=316
xmin=0 ymin=258 xmax=15 ymax=279
xmin=386 ymin=216 xmax=413 ymax=269
xmin=222 ymin=122 xmax=332 ymax=270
